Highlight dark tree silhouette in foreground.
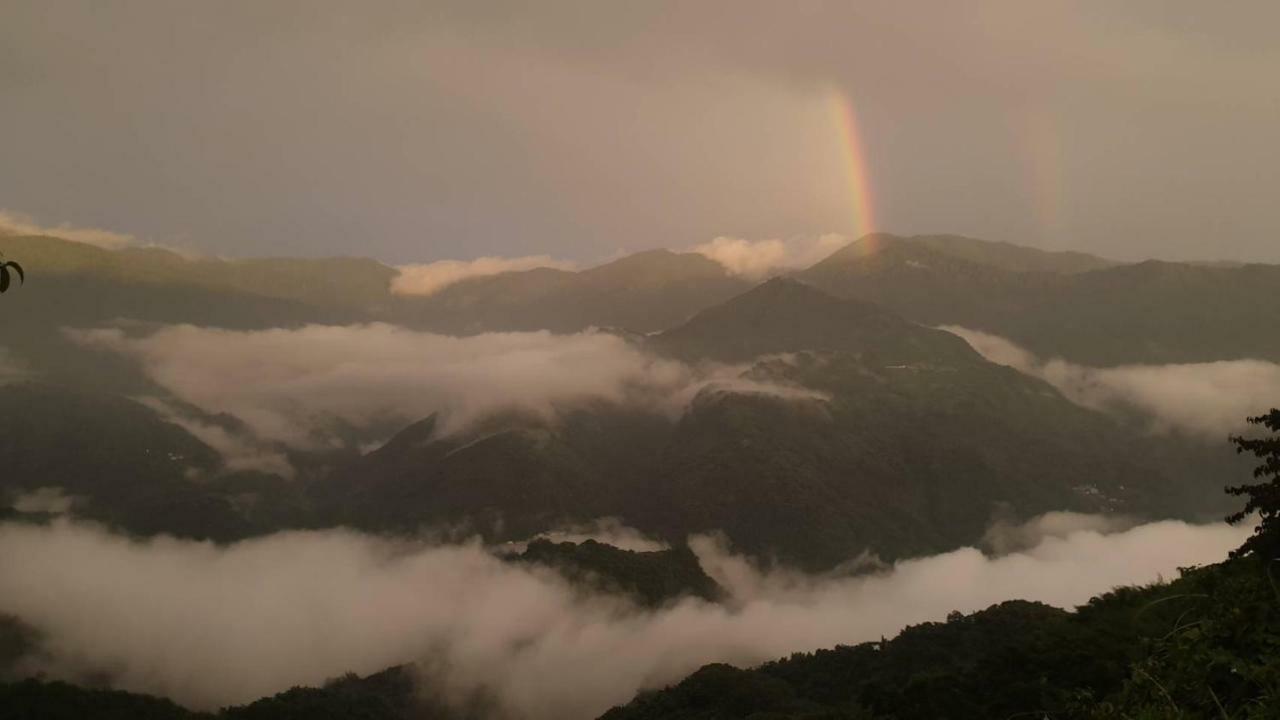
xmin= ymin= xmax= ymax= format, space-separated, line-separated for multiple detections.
xmin=1227 ymin=408 xmax=1280 ymax=558
xmin=0 ymin=253 xmax=22 ymax=293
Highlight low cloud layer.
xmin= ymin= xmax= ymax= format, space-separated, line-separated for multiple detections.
xmin=0 ymin=209 xmax=135 ymax=249
xmin=391 ymin=256 xmax=577 ymax=296
xmin=981 ymin=510 xmax=1138 ymax=555
xmin=526 ymin=517 xmax=669 ymax=553
xmin=135 ymin=397 xmax=296 ymax=478
xmin=9 ymin=487 xmax=77 ymax=515
xmin=73 ymin=324 xmax=821 ymax=469
xmin=943 ymin=326 xmax=1280 ymax=437
xmin=0 ymin=516 xmax=1249 ymax=718
xmin=689 ymin=234 xmax=849 ymax=279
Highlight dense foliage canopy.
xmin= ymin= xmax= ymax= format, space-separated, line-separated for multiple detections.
xmin=1228 ymin=409 xmax=1280 ymax=559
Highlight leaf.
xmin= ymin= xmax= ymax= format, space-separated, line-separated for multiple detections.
xmin=0 ymin=261 xmax=21 ymax=293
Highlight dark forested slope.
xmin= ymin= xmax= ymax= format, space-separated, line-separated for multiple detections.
xmin=800 ymin=234 xmax=1280 ymax=365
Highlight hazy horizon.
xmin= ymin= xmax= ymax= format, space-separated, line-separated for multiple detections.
xmin=4 ymin=1 xmax=1279 ymax=264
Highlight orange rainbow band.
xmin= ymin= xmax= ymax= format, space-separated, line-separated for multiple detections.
xmin=831 ymin=90 xmax=877 ymax=240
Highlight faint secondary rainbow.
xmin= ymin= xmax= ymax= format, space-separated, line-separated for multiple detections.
xmin=830 ymin=90 xmax=877 ymax=240
xmin=1018 ymin=105 xmax=1065 ymax=239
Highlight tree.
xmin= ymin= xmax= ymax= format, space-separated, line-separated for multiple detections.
xmin=1226 ymin=408 xmax=1280 ymax=558
xmin=0 ymin=253 xmax=22 ymax=293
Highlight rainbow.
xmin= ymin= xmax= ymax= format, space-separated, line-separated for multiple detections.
xmin=830 ymin=90 xmax=877 ymax=240
xmin=1018 ymin=105 xmax=1064 ymax=239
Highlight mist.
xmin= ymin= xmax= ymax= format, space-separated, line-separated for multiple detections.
xmin=526 ymin=517 xmax=670 ymax=553
xmin=689 ymin=235 xmax=849 ymax=279
xmin=72 ymin=323 xmax=823 ymax=468
xmin=943 ymin=326 xmax=1280 ymax=437
xmin=391 ymin=256 xmax=577 ymax=296
xmin=0 ymin=209 xmax=135 ymax=250
xmin=0 ymin=516 xmax=1249 ymax=719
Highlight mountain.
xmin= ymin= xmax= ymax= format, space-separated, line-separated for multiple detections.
xmin=0 ymin=665 xmax=430 ymax=720
xmin=0 ymin=236 xmax=361 ymax=400
xmin=799 ymin=234 xmax=1060 ymax=326
xmin=0 ymin=381 xmax=215 ymax=501
xmin=0 ymin=237 xmax=752 ymax=393
xmin=1 ymin=234 xmax=397 ymax=313
xmin=0 ymin=236 xmax=383 ymax=392
xmin=599 ymin=555 xmax=1277 ymax=719
xmin=0 ymin=237 xmax=1248 ymax=566
xmin=398 ymin=250 xmax=750 ymax=334
xmin=800 ymin=234 xmax=1280 ymax=364
xmin=0 ymin=382 xmax=312 ymax=540
xmin=317 ymin=409 xmax=673 ymax=540
xmin=1021 ymin=259 xmax=1280 ymax=364
xmin=649 ymin=276 xmax=977 ymax=365
xmin=8 ymin=232 xmax=1280 ymax=368
xmin=636 ymin=279 xmax=1229 ymax=564
xmin=6 ymin=236 xmax=748 ymax=335
xmin=509 ymin=538 xmax=725 ymax=607
xmin=318 ymin=281 xmax=1231 ymax=568
xmin=899 ymin=234 xmax=1116 ymax=274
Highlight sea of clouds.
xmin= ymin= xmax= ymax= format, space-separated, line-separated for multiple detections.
xmin=0 ymin=515 xmax=1249 ymax=719
xmin=71 ymin=323 xmax=824 ymax=475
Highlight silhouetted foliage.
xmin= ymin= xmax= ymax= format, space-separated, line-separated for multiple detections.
xmin=0 ymin=252 xmax=23 ymax=293
xmin=1227 ymin=408 xmax=1280 ymax=558
xmin=0 ymin=679 xmax=206 ymax=719
xmin=601 ymin=558 xmax=1280 ymax=720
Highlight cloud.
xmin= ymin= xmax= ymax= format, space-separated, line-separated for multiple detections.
xmin=391 ymin=256 xmax=577 ymax=296
xmin=942 ymin=326 xmax=1280 ymax=437
xmin=981 ymin=510 xmax=1138 ymax=555
xmin=134 ymin=397 xmax=295 ymax=479
xmin=0 ymin=516 xmax=1249 ymax=718
xmin=72 ymin=324 xmax=822 ymax=466
xmin=689 ymin=234 xmax=849 ymax=279
xmin=9 ymin=487 xmax=77 ymax=515
xmin=525 ymin=518 xmax=669 ymax=553
xmin=0 ymin=209 xmax=135 ymax=250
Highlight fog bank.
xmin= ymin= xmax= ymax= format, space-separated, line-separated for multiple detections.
xmin=689 ymin=234 xmax=848 ymax=279
xmin=0 ymin=209 xmax=135 ymax=249
xmin=944 ymin=326 xmax=1280 ymax=437
xmin=391 ymin=256 xmax=577 ymax=296
xmin=74 ymin=324 xmax=821 ymax=472
xmin=0 ymin=516 xmax=1249 ymax=719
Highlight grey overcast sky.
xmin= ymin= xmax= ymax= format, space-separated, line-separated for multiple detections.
xmin=2 ymin=1 xmax=1278 ymax=263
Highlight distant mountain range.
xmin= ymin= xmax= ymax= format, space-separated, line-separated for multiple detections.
xmin=1 ymin=273 xmax=1240 ymax=568
xmin=0 ymin=230 xmax=1259 ymax=562
xmin=2 ymin=229 xmax=1273 ymax=719
xmin=799 ymin=234 xmax=1280 ymax=364
xmin=6 ymin=231 xmax=1278 ymax=372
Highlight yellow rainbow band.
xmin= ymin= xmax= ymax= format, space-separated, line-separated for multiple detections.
xmin=831 ymin=90 xmax=877 ymax=240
